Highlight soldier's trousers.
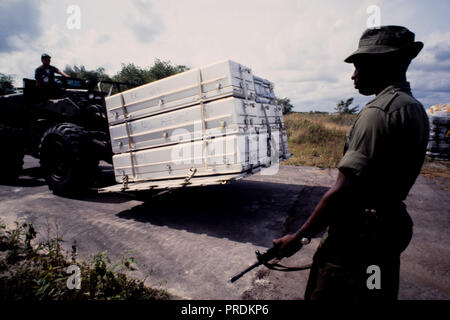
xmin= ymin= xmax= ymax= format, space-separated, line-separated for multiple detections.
xmin=304 ymin=203 xmax=413 ymax=301
xmin=304 ymin=256 xmax=401 ymax=301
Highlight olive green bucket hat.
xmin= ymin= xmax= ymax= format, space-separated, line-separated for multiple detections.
xmin=344 ymin=25 xmax=423 ymax=63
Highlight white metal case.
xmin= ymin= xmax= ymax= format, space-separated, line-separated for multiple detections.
xmin=103 ymin=60 xmax=290 ymax=192
xmin=106 ymin=60 xmax=275 ymax=126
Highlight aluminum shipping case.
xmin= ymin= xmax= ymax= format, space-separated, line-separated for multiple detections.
xmin=102 ymin=60 xmax=290 ymax=192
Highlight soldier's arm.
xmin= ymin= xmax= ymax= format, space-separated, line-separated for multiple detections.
xmin=273 ymin=108 xmax=387 ymax=258
xmin=56 ymin=68 xmax=70 ymax=77
xmin=296 ymin=170 xmax=354 ymax=238
xmin=273 ymin=171 xmax=355 ymax=257
xmin=337 ymin=108 xmax=388 ymax=178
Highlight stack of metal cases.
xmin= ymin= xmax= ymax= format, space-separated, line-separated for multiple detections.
xmin=104 ymin=60 xmax=290 ymax=190
xmin=426 ymin=104 xmax=449 ymax=160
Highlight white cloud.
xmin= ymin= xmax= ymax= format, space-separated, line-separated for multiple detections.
xmin=125 ymin=0 xmax=163 ymax=43
xmin=407 ymin=30 xmax=450 ymax=106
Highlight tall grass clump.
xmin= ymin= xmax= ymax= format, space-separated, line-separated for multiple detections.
xmin=283 ymin=113 xmax=357 ymax=168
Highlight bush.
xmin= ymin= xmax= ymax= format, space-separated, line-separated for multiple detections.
xmin=0 ymin=220 xmax=170 ymax=300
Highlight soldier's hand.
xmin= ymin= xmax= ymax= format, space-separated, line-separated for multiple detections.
xmin=272 ymin=233 xmax=303 ymax=259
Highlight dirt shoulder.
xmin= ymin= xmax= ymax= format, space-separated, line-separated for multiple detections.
xmin=420 ymin=160 xmax=450 ymax=190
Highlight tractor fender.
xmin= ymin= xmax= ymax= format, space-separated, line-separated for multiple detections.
xmin=45 ymin=97 xmax=81 ymax=118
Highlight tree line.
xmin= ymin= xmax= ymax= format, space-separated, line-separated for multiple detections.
xmin=0 ymin=59 xmax=188 ymax=95
xmin=1 ymin=60 xmax=358 ymax=114
xmin=0 ymin=73 xmax=15 ymax=95
xmin=62 ymin=59 xmax=189 ymax=86
xmin=278 ymin=97 xmax=359 ymax=115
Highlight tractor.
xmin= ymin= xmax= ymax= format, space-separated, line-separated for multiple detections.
xmin=0 ymin=76 xmax=134 ymax=194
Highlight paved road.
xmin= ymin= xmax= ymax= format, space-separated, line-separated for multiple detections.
xmin=0 ymin=156 xmax=448 ymax=299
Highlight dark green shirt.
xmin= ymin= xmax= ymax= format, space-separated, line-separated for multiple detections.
xmin=338 ymin=82 xmax=429 ymax=202
xmin=35 ymin=65 xmax=59 ymax=86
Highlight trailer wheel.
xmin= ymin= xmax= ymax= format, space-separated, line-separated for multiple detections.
xmin=40 ymin=123 xmax=98 ymax=194
xmin=0 ymin=125 xmax=24 ymax=182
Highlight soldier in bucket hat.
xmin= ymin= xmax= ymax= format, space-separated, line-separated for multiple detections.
xmin=344 ymin=25 xmax=424 ymax=63
xmin=273 ymin=26 xmax=429 ymax=300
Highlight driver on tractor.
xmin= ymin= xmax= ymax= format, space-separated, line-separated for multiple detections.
xmin=35 ymin=53 xmax=69 ymax=89
xmin=34 ymin=53 xmax=70 ymax=100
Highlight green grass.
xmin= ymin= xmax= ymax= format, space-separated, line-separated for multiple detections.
xmin=283 ymin=112 xmax=357 ymax=168
xmin=0 ymin=220 xmax=171 ymax=300
xmin=282 ymin=113 xmax=450 ymax=188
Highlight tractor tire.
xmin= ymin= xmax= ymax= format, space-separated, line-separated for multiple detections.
xmin=39 ymin=123 xmax=98 ymax=194
xmin=0 ymin=125 xmax=24 ymax=183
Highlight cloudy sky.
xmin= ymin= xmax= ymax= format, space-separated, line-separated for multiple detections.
xmin=1 ymin=0 xmax=449 ymax=112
